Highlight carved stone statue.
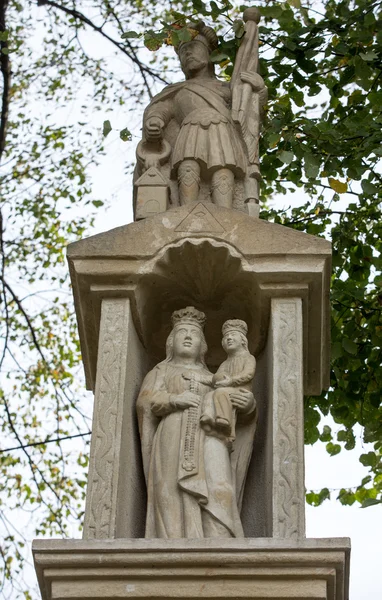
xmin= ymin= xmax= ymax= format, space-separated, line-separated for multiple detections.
xmin=200 ymin=320 xmax=256 ymax=444
xmin=136 ymin=307 xmax=257 ymax=539
xmin=134 ymin=8 xmax=267 ymax=218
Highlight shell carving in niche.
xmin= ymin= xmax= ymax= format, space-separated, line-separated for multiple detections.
xmin=138 ymin=238 xmax=261 ymax=367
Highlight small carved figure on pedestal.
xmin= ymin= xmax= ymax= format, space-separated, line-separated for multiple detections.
xmin=136 ymin=307 xmax=257 ymax=539
xmin=200 ymin=320 xmax=256 ymax=446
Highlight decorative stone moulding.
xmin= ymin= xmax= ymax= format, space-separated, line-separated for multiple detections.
xmin=33 ymin=538 xmax=350 ymax=600
xmin=67 ymin=202 xmax=331 ymax=396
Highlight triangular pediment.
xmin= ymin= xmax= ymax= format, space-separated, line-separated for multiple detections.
xmin=134 ymin=166 xmax=167 ymax=187
xmin=174 ymin=203 xmax=225 ymax=233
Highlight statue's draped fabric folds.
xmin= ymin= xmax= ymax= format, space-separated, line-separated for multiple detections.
xmin=136 ymin=307 xmax=257 ymax=539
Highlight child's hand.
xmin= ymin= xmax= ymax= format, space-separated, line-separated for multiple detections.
xmin=214 ymin=374 xmax=232 ymax=387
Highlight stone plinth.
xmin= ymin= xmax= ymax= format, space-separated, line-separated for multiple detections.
xmin=33 ymin=538 xmax=350 ymax=600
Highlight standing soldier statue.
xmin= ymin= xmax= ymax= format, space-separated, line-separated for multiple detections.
xmin=134 ymin=7 xmax=267 ymax=218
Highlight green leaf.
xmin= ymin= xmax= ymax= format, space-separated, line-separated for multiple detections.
xmin=342 ymin=338 xmax=358 ymax=355
xmin=170 ymin=30 xmax=180 ymax=47
xmin=326 ymin=442 xmax=341 ymax=456
xmin=120 ymin=128 xmax=132 ymax=142
xmin=306 ymin=488 xmax=330 ymax=506
xmin=331 ymin=342 xmax=343 ymax=360
xmin=320 ymin=425 xmax=332 ymax=442
xmin=359 ymin=51 xmax=378 ymax=62
xmin=210 ymin=49 xmax=230 ymax=63
xmin=144 ymin=34 xmax=162 ymax=51
xmin=178 ymin=27 xmax=192 ymax=43
xmin=338 ymin=489 xmax=356 ymax=506
xmin=306 ymin=491 xmax=320 ymax=506
xmin=279 ymin=150 xmax=294 ymax=165
xmin=260 ymin=5 xmax=284 ymax=19
xmin=102 ymin=120 xmax=112 ymax=138
xmin=267 ymin=133 xmax=281 ymax=148
xmin=233 ymin=19 xmax=245 ymax=38
xmin=121 ymin=31 xmax=141 ymax=39
xmin=361 ymin=498 xmax=382 ymax=508
xmin=304 ymin=153 xmax=320 ymax=179
xmin=361 ymin=180 xmax=378 ymax=195
xmin=359 ymin=452 xmax=378 ymax=467
xmin=361 ymin=475 xmax=372 ymax=486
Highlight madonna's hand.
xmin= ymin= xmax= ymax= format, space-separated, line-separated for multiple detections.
xmin=171 ymin=392 xmax=200 ymax=410
xmin=230 ymin=389 xmax=256 ymax=413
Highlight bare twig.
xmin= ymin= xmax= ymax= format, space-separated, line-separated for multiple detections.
xmin=0 ymin=431 xmax=91 ymax=453
xmin=36 ymin=0 xmax=168 ymax=96
xmin=1 ymin=277 xmax=48 ymax=364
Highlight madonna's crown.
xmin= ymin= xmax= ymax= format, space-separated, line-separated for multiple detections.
xmin=222 ymin=319 xmax=248 ymax=337
xmin=172 ymin=306 xmax=206 ymax=329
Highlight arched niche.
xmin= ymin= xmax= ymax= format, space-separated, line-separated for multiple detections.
xmin=136 ymin=237 xmax=265 ymax=369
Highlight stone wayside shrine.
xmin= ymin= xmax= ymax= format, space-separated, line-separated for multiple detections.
xmin=33 ymin=7 xmax=350 ymax=600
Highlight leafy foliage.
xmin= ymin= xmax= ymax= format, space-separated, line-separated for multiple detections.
xmin=0 ymin=0 xmax=381 ymax=595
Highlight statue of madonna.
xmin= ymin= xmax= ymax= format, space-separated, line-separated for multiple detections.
xmin=136 ymin=306 xmax=257 ymax=538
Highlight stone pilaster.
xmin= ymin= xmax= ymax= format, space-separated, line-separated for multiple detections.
xmin=268 ymin=297 xmax=305 ymax=539
xmin=83 ymin=297 xmax=147 ymax=539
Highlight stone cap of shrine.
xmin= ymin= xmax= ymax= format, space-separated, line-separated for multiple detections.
xmin=67 ymin=202 xmax=331 ymax=395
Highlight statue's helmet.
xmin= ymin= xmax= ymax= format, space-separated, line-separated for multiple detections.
xmin=175 ymin=20 xmax=218 ymax=54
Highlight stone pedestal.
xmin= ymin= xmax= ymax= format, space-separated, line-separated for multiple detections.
xmin=33 ymin=538 xmax=350 ymax=600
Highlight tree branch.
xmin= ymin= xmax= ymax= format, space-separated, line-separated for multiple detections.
xmin=0 ymin=0 xmax=10 ymax=164
xmin=1 ymin=276 xmax=48 ymax=364
xmin=36 ymin=0 xmax=168 ymax=96
xmin=103 ymin=1 xmax=155 ymax=99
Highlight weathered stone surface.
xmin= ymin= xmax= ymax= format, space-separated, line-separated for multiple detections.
xmin=133 ymin=14 xmax=267 ymax=216
xmin=238 ymin=296 xmax=304 ymax=539
xmin=134 ymin=166 xmax=169 ymax=220
xmin=268 ymin=298 xmax=305 ymax=539
xmin=67 ymin=202 xmax=331 ymax=397
xmin=33 ymin=538 xmax=350 ymax=600
xmin=83 ymin=297 xmax=149 ymax=539
xmin=136 ymin=308 xmax=257 ymax=539
xmin=66 ymin=203 xmax=331 ymax=542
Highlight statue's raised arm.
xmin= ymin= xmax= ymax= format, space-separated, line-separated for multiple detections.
xmin=230 ymin=7 xmax=268 ymax=211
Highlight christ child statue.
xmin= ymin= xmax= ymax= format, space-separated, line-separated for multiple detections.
xmin=200 ymin=320 xmax=256 ymax=441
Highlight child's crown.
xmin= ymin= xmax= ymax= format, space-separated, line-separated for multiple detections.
xmin=222 ymin=319 xmax=248 ymax=337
